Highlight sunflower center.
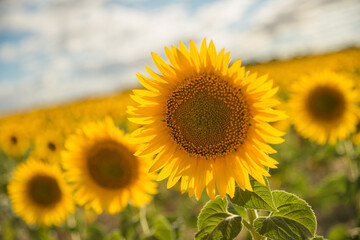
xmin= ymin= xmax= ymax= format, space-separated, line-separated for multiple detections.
xmin=87 ymin=141 xmax=138 ymax=189
xmin=306 ymin=86 xmax=346 ymax=121
xmin=356 ymin=122 xmax=360 ymax=133
xmin=27 ymin=175 xmax=62 ymax=207
xmin=10 ymin=136 xmax=17 ymax=145
xmin=166 ymin=74 xmax=251 ymax=158
xmin=48 ymin=142 xmax=56 ymax=151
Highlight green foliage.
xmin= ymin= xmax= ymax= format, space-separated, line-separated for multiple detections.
xmin=254 ymin=191 xmax=317 ymax=240
xmin=315 ymin=174 xmax=348 ymax=210
xmin=27 ymin=227 xmax=53 ymax=240
xmin=106 ymin=230 xmax=124 ymax=240
xmin=229 ymin=177 xmax=277 ymax=212
xmin=227 ymin=201 xmax=247 ymax=220
xmin=86 ymin=224 xmax=105 ymax=240
xmin=327 ymin=224 xmax=350 ymax=240
xmin=196 ymin=178 xmax=319 ymax=240
xmin=1 ymin=220 xmax=15 ymax=240
xmin=118 ymin=206 xmax=142 ymax=239
xmin=196 ymin=196 xmax=242 ymax=240
xmin=312 ymin=236 xmax=326 ymax=240
xmin=270 ymin=130 xmax=338 ymax=198
xmin=152 ymin=216 xmax=175 ymax=240
xmin=317 ymin=174 xmax=347 ymax=198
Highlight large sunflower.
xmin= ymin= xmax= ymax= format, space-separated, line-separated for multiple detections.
xmin=7 ymin=159 xmax=74 ymax=226
xmin=61 ymin=117 xmax=157 ymax=214
xmin=289 ymin=71 xmax=359 ymax=145
xmin=128 ymin=39 xmax=286 ymax=200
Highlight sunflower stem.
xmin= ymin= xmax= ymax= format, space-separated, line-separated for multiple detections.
xmin=342 ymin=140 xmax=360 ymax=210
xmin=343 ymin=140 xmax=358 ymax=181
xmin=243 ymin=208 xmax=265 ymax=240
xmin=37 ymin=227 xmax=51 ymax=240
xmin=140 ymin=206 xmax=151 ymax=236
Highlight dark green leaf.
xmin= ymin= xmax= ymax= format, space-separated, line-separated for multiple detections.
xmin=254 ymin=191 xmax=317 ymax=240
xmin=197 ymin=196 xmax=228 ymax=230
xmin=229 ymin=177 xmax=277 ymax=211
xmin=196 ymin=196 xmax=242 ymax=240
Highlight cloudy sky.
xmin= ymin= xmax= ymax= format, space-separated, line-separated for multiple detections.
xmin=1 ymin=0 xmax=360 ymax=114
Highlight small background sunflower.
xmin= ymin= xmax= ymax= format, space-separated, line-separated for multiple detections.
xmin=62 ymin=117 xmax=158 ymax=214
xmin=7 ymin=159 xmax=74 ymax=226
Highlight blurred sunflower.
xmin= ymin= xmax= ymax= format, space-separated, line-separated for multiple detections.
xmin=32 ymin=130 xmax=65 ymax=164
xmin=61 ymin=117 xmax=157 ymax=214
xmin=128 ymin=39 xmax=286 ymax=200
xmin=0 ymin=122 xmax=31 ymax=159
xmin=351 ymin=125 xmax=360 ymax=145
xmin=350 ymin=111 xmax=360 ymax=145
xmin=270 ymin=97 xmax=291 ymax=132
xmin=289 ymin=71 xmax=359 ymax=145
xmin=7 ymin=159 xmax=74 ymax=226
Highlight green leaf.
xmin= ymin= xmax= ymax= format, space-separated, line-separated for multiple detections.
xmin=254 ymin=190 xmax=317 ymax=240
xmin=229 ymin=177 xmax=277 ymax=211
xmin=227 ymin=201 xmax=247 ymax=220
xmin=196 ymin=196 xmax=242 ymax=240
xmin=153 ymin=216 xmax=175 ymax=240
xmin=106 ymin=230 xmax=124 ymax=240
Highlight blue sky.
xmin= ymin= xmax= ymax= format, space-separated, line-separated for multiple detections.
xmin=0 ymin=0 xmax=360 ymax=114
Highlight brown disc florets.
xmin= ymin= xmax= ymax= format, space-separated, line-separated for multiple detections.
xmin=87 ymin=140 xmax=138 ymax=189
xmin=306 ymin=86 xmax=346 ymax=122
xmin=166 ymin=74 xmax=251 ymax=158
xmin=27 ymin=175 xmax=62 ymax=207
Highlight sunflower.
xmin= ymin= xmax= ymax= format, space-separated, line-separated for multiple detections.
xmin=351 ymin=123 xmax=360 ymax=145
xmin=0 ymin=122 xmax=31 ymax=159
xmin=32 ymin=130 xmax=64 ymax=164
xmin=289 ymin=71 xmax=359 ymax=145
xmin=350 ymin=110 xmax=360 ymax=145
xmin=61 ymin=117 xmax=157 ymax=214
xmin=270 ymin=97 xmax=291 ymax=132
xmin=7 ymin=159 xmax=74 ymax=226
xmin=128 ymin=39 xmax=286 ymax=200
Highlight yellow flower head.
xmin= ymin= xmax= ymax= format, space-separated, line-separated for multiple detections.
xmin=351 ymin=129 xmax=360 ymax=146
xmin=7 ymin=159 xmax=74 ymax=226
xmin=128 ymin=39 xmax=286 ymax=200
xmin=289 ymin=71 xmax=359 ymax=145
xmin=0 ymin=122 xmax=31 ymax=159
xmin=31 ymin=129 xmax=65 ymax=164
xmin=270 ymin=97 xmax=291 ymax=132
xmin=61 ymin=117 xmax=158 ymax=214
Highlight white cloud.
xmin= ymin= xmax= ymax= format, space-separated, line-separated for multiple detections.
xmin=0 ymin=0 xmax=360 ymax=114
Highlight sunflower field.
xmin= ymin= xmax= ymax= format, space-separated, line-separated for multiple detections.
xmin=0 ymin=41 xmax=359 ymax=240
